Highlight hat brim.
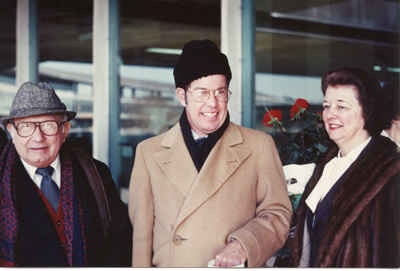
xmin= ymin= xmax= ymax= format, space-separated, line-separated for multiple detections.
xmin=1 ymin=110 xmax=76 ymax=126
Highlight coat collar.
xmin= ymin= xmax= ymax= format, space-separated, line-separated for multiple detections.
xmin=153 ymin=122 xmax=251 ymax=227
xmin=292 ymin=135 xmax=400 ymax=266
xmin=316 ymin=136 xmax=400 ymax=265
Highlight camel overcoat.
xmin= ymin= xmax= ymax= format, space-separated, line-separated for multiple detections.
xmin=128 ymin=122 xmax=292 ymax=267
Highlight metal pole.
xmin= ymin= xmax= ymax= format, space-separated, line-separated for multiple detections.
xmin=16 ymin=0 xmax=38 ymax=85
xmin=241 ymin=0 xmax=255 ymax=128
xmin=93 ymin=0 xmax=121 ymax=187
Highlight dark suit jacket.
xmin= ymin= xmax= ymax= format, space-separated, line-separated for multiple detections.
xmin=13 ymin=148 xmax=132 ymax=267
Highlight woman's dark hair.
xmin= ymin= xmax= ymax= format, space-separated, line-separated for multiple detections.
xmin=321 ymin=67 xmax=383 ymax=136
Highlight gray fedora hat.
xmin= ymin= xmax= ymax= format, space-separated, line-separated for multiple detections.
xmin=1 ymin=81 xmax=76 ymax=125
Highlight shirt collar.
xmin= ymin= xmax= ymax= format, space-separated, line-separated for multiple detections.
xmin=381 ymin=129 xmax=390 ymax=138
xmin=381 ymin=129 xmax=400 ymax=147
xmin=191 ymin=130 xmax=208 ymax=141
xmin=305 ymin=137 xmax=371 ymax=213
xmin=337 ymin=136 xmax=372 ymax=161
xmin=21 ymin=155 xmax=61 ymax=180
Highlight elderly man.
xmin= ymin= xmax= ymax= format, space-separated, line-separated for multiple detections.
xmin=129 ymin=39 xmax=292 ymax=267
xmin=0 ymin=82 xmax=132 ymax=267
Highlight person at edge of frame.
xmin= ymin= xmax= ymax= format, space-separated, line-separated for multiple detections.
xmin=0 ymin=81 xmax=132 ymax=267
xmin=380 ymin=77 xmax=400 ymax=147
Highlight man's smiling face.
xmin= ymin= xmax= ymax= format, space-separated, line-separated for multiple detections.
xmin=176 ymin=74 xmax=229 ymax=136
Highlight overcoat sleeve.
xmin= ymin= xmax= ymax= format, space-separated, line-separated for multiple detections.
xmin=128 ymin=143 xmax=154 ymax=267
xmin=228 ymin=135 xmax=292 ymax=267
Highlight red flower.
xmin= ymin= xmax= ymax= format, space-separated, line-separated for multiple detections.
xmin=290 ymin=98 xmax=309 ymax=119
xmin=263 ymin=110 xmax=282 ymax=127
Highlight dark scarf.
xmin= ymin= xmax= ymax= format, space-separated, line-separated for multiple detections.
xmin=179 ymin=109 xmax=230 ymax=171
xmin=0 ymin=142 xmax=87 ymax=266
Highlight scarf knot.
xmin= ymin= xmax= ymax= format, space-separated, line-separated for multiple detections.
xmin=179 ymin=109 xmax=230 ymax=171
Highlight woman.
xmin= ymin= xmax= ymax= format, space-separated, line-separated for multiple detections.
xmin=285 ymin=67 xmax=400 ymax=267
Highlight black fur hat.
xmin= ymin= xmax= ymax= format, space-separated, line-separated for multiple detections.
xmin=173 ymin=39 xmax=232 ymax=89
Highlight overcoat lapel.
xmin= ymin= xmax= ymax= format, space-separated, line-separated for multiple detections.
xmin=174 ymin=124 xmax=251 ymax=227
xmin=153 ymin=124 xmax=198 ymax=198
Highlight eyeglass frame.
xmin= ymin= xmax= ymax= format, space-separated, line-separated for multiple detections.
xmin=186 ymin=87 xmax=232 ymax=103
xmin=12 ymin=120 xmax=67 ymax=137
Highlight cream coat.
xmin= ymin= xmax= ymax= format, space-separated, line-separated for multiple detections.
xmin=128 ymin=122 xmax=292 ymax=267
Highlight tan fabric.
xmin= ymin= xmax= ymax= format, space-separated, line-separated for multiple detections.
xmin=128 ymin=122 xmax=292 ymax=267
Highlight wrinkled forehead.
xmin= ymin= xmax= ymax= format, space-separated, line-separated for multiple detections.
xmin=187 ymin=74 xmax=228 ymax=89
xmin=12 ymin=113 xmax=66 ymax=124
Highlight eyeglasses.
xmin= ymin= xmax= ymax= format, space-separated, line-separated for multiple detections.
xmin=187 ymin=88 xmax=231 ymax=103
xmin=13 ymin=121 xmax=66 ymax=137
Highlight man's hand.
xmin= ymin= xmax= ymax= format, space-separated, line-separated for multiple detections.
xmin=215 ymin=239 xmax=247 ymax=267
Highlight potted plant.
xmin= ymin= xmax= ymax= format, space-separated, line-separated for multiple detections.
xmin=263 ymin=98 xmax=332 ymax=210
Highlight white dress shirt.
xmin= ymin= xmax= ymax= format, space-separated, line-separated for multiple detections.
xmin=191 ymin=130 xmax=208 ymax=141
xmin=20 ymin=156 xmax=62 ymax=189
xmin=381 ymin=129 xmax=390 ymax=139
xmin=381 ymin=129 xmax=400 ymax=147
xmin=305 ymin=137 xmax=371 ymax=213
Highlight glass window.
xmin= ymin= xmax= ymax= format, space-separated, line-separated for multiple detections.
xmin=0 ymin=1 xmax=222 ymax=198
xmin=254 ymin=0 xmax=400 ymax=164
xmin=38 ymin=1 xmax=94 ymax=151
xmin=118 ymin=0 xmax=221 ymax=189
xmin=0 ymin=0 xmax=16 ymax=123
